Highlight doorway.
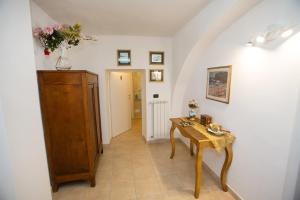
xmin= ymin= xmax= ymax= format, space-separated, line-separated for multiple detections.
xmin=106 ymin=69 xmax=146 ymax=141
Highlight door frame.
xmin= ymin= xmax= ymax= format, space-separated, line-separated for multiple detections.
xmin=105 ymin=69 xmax=147 ymax=142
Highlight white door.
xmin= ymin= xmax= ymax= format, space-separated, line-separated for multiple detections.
xmin=109 ymin=72 xmax=132 ymax=137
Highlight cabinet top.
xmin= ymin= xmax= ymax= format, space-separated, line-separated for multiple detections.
xmin=37 ymin=70 xmax=98 ymax=76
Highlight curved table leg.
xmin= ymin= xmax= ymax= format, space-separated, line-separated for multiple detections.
xmin=221 ymin=143 xmax=233 ymax=191
xmin=169 ymin=123 xmax=176 ymax=159
xmin=194 ymin=145 xmax=202 ymax=198
xmin=190 ymin=140 xmax=194 ymax=156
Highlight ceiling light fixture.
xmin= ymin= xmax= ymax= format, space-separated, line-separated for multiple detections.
xmin=281 ymin=29 xmax=293 ymax=38
xmin=247 ymin=24 xmax=297 ymax=47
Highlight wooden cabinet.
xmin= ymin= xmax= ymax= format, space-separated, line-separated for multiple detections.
xmin=37 ymin=70 xmax=103 ymax=191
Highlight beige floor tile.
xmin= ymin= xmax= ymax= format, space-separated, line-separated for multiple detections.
xmin=112 ymin=157 xmax=133 ymax=170
xmin=133 ymin=166 xmax=157 ymax=180
xmin=132 ymin=157 xmax=153 ymax=168
xmin=96 ymin=168 xmax=113 ymax=181
xmin=86 ymin=186 xmax=111 ymax=200
xmin=158 ymin=173 xmax=181 ymax=191
xmin=110 ymin=180 xmax=136 ymax=200
xmin=136 ymin=194 xmax=165 ymax=200
xmin=112 ymin=167 xmax=134 ymax=181
xmin=135 ymin=177 xmax=162 ymax=198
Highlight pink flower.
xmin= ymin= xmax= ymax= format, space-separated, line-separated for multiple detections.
xmin=51 ymin=24 xmax=62 ymax=31
xmin=33 ymin=27 xmax=42 ymax=37
xmin=43 ymin=26 xmax=54 ymax=35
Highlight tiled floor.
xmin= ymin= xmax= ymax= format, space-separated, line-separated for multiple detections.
xmin=53 ymin=119 xmax=235 ymax=200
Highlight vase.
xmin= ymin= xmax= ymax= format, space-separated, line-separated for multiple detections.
xmin=55 ymin=43 xmax=72 ymax=70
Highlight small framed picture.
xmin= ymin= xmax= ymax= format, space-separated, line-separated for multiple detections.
xmin=117 ymin=50 xmax=131 ymax=66
xmin=206 ymin=65 xmax=232 ymax=104
xmin=149 ymin=51 xmax=164 ymax=65
xmin=149 ymin=69 xmax=164 ymax=82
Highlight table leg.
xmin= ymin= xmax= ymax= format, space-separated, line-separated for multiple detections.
xmin=194 ymin=145 xmax=202 ymax=198
xmin=190 ymin=140 xmax=194 ymax=156
xmin=220 ymin=143 xmax=233 ymax=192
xmin=169 ymin=123 xmax=176 ymax=159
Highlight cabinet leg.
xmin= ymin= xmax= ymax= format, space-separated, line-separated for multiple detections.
xmin=90 ymin=177 xmax=96 ymax=187
xmin=101 ymin=148 xmax=104 ymax=154
xmin=52 ymin=183 xmax=59 ymax=192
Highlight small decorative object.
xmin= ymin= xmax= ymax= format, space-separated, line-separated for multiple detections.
xmin=149 ymin=51 xmax=164 ymax=65
xmin=188 ymin=99 xmax=199 ymax=120
xmin=149 ymin=69 xmax=164 ymax=82
xmin=207 ymin=123 xmax=224 ymax=136
xmin=207 ymin=123 xmax=231 ymax=136
xmin=206 ymin=65 xmax=232 ymax=104
xmin=200 ymin=114 xmax=212 ymax=126
xmin=117 ymin=50 xmax=131 ymax=66
xmin=55 ymin=42 xmax=72 ymax=70
xmin=33 ymin=23 xmax=82 ymax=70
xmin=179 ymin=121 xmax=193 ymax=127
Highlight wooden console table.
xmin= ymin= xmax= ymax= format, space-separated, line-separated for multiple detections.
xmin=169 ymin=118 xmax=234 ymax=198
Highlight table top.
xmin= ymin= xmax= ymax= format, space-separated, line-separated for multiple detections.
xmin=170 ymin=118 xmax=210 ymax=143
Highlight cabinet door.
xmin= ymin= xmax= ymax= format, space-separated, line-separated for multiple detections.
xmin=43 ymin=84 xmax=89 ymax=175
xmin=87 ymin=83 xmax=99 ymax=163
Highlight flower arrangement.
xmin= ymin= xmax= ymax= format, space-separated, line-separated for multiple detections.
xmin=188 ymin=99 xmax=199 ymax=109
xmin=33 ymin=23 xmax=82 ymax=55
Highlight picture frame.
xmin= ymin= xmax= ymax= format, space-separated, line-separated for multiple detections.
xmin=206 ymin=65 xmax=232 ymax=104
xmin=117 ymin=50 xmax=131 ymax=66
xmin=149 ymin=69 xmax=164 ymax=82
xmin=149 ymin=51 xmax=164 ymax=65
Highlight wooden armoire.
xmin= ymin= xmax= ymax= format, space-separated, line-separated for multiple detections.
xmin=37 ymin=70 xmax=103 ymax=191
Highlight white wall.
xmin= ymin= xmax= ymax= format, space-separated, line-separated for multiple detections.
xmin=30 ymin=3 xmax=173 ymax=144
xmin=180 ymin=0 xmax=300 ymax=199
xmin=0 ymin=101 xmax=15 ymax=200
xmin=171 ymin=0 xmax=261 ymax=116
xmin=67 ymin=36 xmax=173 ymax=143
xmin=283 ymin=86 xmax=300 ymax=200
xmin=0 ymin=0 xmax=52 ymax=200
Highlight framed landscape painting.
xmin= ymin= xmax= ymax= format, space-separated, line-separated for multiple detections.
xmin=206 ymin=65 xmax=232 ymax=104
xmin=117 ymin=49 xmax=131 ymax=66
xmin=149 ymin=51 xmax=164 ymax=65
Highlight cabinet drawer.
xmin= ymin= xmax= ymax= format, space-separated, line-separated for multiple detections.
xmin=39 ymin=72 xmax=82 ymax=85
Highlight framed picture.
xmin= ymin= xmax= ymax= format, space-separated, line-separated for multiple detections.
xmin=206 ymin=65 xmax=232 ymax=104
xmin=149 ymin=69 xmax=164 ymax=82
xmin=149 ymin=51 xmax=164 ymax=65
xmin=117 ymin=50 xmax=131 ymax=66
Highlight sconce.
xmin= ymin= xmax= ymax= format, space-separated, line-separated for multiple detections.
xmin=246 ymin=24 xmax=296 ymax=47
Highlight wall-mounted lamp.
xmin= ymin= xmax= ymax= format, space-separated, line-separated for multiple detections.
xmin=256 ymin=35 xmax=266 ymax=43
xmin=246 ymin=24 xmax=297 ymax=47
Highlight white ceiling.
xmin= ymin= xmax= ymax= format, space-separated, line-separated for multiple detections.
xmin=33 ymin=0 xmax=210 ymax=36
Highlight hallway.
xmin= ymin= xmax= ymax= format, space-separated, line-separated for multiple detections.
xmin=53 ymin=119 xmax=235 ymax=200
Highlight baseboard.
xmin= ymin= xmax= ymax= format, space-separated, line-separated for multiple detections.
xmin=178 ymin=139 xmax=243 ymax=200
xmin=146 ymin=138 xmax=180 ymax=144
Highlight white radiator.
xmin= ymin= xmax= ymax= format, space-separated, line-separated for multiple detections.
xmin=150 ymin=100 xmax=169 ymax=139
